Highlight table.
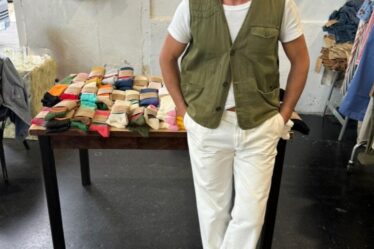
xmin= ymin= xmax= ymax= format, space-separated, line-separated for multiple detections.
xmin=29 ymin=125 xmax=287 ymax=249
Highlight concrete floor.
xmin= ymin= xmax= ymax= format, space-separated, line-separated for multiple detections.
xmin=0 ymin=115 xmax=374 ymax=249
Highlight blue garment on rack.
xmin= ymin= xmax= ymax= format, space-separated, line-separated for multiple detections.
xmin=339 ymin=26 xmax=374 ymax=121
xmin=357 ymin=0 xmax=374 ymax=22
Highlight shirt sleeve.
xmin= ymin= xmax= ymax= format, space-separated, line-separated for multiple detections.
xmin=280 ymin=0 xmax=304 ymax=43
xmin=167 ymin=0 xmax=192 ymax=44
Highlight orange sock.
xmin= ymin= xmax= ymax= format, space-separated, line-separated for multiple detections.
xmin=48 ymin=84 xmax=68 ymax=97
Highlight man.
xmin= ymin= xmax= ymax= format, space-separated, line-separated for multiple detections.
xmin=159 ymin=0 xmax=309 ymax=248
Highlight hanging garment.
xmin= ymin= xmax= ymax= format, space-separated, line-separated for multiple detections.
xmin=339 ymin=26 xmax=374 ymax=121
xmin=357 ymin=97 xmax=374 ymax=165
xmin=0 ymin=57 xmax=31 ymax=140
xmin=341 ymin=20 xmax=368 ymax=95
xmin=357 ymin=9 xmax=374 ymax=64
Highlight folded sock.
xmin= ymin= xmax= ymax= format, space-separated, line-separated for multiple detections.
xmin=88 ymin=66 xmax=105 ymax=79
xmin=32 ymin=108 xmax=50 ymax=126
xmin=54 ymin=100 xmax=78 ymax=111
xmin=106 ymin=100 xmax=131 ymax=128
xmin=89 ymin=110 xmax=111 ymax=137
xmin=41 ymin=92 xmax=61 ymax=107
xmin=81 ymin=93 xmax=97 ymax=104
xmin=45 ymin=106 xmax=68 ymax=121
xmin=71 ymin=121 xmax=88 ymax=133
xmin=139 ymin=88 xmax=159 ymax=107
xmin=45 ymin=119 xmax=71 ymax=133
xmin=133 ymin=75 xmax=149 ymax=91
xmin=112 ymin=90 xmax=127 ymax=101
xmin=55 ymin=109 xmax=76 ymax=121
xmin=157 ymin=95 xmax=176 ymax=121
xmin=115 ymin=77 xmax=133 ymax=91
xmin=144 ymin=105 xmax=160 ymax=130
xmin=128 ymin=107 xmax=149 ymax=137
xmin=73 ymin=106 xmax=96 ymax=125
xmin=148 ymin=76 xmax=163 ymax=89
xmin=62 ymin=82 xmax=85 ymax=95
xmin=159 ymin=121 xmax=179 ymax=131
xmin=73 ymin=73 xmax=89 ymax=83
xmin=81 ymin=82 xmax=98 ymax=94
xmin=97 ymin=85 xmax=114 ymax=108
xmin=48 ymin=84 xmax=68 ymax=97
xmin=58 ymin=74 xmax=76 ymax=85
xmin=125 ymin=90 xmax=140 ymax=111
xmin=118 ymin=67 xmax=134 ymax=79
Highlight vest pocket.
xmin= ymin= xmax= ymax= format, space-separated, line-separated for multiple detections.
xmin=234 ymin=80 xmax=279 ymax=108
xmin=182 ymin=82 xmax=205 ymax=104
xmin=248 ymin=27 xmax=279 ymax=53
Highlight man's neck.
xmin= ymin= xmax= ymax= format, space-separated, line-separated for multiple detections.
xmin=222 ymin=0 xmax=250 ymax=6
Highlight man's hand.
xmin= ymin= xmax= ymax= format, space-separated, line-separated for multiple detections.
xmin=280 ymin=35 xmax=310 ymax=123
xmin=159 ymin=34 xmax=188 ymax=118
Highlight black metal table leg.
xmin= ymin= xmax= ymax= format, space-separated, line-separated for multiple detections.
xmin=39 ymin=136 xmax=66 ymax=249
xmin=260 ymin=139 xmax=287 ymax=249
xmin=79 ymin=149 xmax=91 ymax=186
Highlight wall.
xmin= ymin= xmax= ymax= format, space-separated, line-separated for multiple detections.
xmin=14 ymin=0 xmax=347 ymax=114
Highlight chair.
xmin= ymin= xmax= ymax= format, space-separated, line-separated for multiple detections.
xmin=0 ymin=106 xmax=30 ymax=184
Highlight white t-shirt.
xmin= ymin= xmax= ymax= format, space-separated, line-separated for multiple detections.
xmin=168 ymin=0 xmax=304 ymax=110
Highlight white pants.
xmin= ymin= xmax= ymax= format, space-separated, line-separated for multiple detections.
xmin=184 ymin=111 xmax=292 ymax=249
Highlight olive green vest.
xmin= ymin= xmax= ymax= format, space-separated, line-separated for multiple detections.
xmin=180 ymin=0 xmax=285 ymax=129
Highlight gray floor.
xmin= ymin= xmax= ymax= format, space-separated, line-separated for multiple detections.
xmin=1 ymin=115 xmax=374 ymax=249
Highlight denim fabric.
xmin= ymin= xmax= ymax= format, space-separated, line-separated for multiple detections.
xmin=357 ymin=0 xmax=374 ymax=22
xmin=339 ymin=27 xmax=374 ymax=121
xmin=323 ymin=0 xmax=364 ymax=43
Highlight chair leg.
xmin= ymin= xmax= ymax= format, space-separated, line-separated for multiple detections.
xmin=23 ymin=140 xmax=30 ymax=150
xmin=0 ymin=139 xmax=9 ymax=184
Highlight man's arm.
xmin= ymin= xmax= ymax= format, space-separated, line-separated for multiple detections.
xmin=159 ymin=34 xmax=188 ymax=117
xmin=280 ymin=35 xmax=310 ymax=123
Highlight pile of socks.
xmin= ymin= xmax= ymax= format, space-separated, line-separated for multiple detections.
xmin=89 ymin=110 xmax=111 ymax=137
xmin=139 ymin=88 xmax=159 ymax=107
xmin=80 ymin=81 xmax=98 ymax=108
xmin=106 ymin=100 xmax=130 ymax=129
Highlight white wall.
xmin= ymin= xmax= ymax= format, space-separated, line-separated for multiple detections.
xmin=14 ymin=0 xmax=347 ymax=114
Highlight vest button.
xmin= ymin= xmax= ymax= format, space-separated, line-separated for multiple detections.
xmin=223 ymin=81 xmax=229 ymax=87
xmin=215 ymin=106 xmax=222 ymax=112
